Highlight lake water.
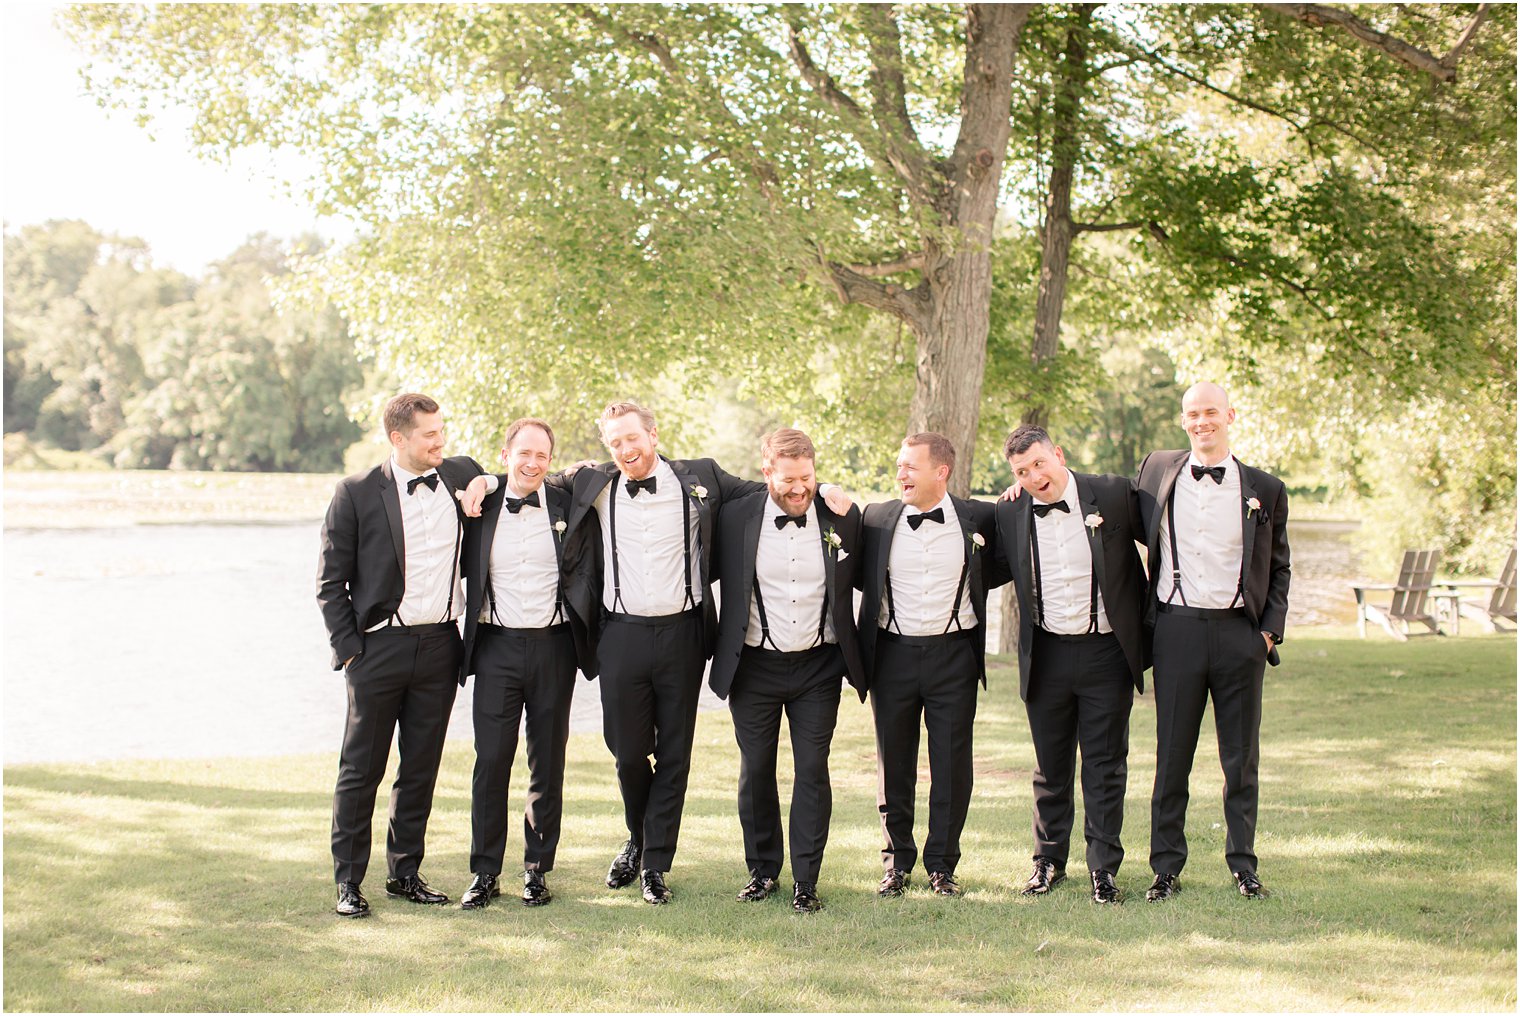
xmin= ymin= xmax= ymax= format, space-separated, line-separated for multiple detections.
xmin=2 ymin=519 xmax=1360 ymax=764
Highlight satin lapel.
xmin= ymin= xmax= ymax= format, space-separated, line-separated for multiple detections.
xmin=1151 ymin=453 xmax=1189 ymax=558
xmin=1078 ymin=475 xmax=1108 ymax=597
xmin=952 ymin=496 xmax=984 ymax=615
xmin=876 ymin=500 xmax=905 ymax=602
xmin=1012 ymin=495 xmax=1032 ymax=613
xmin=1237 ymin=457 xmax=1258 ymax=594
xmin=546 ymin=492 xmax=567 ymax=565
xmin=816 ymin=503 xmax=838 ymax=610
xmin=667 ymin=458 xmax=712 ymax=565
xmin=743 ymin=496 xmax=764 ymax=603
xmin=379 ymin=459 xmax=405 ymax=575
xmin=569 ymin=465 xmax=616 ymax=532
xmin=480 ymin=492 xmax=504 ymax=578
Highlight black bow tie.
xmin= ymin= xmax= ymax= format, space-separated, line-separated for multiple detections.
xmin=1192 ymin=464 xmax=1227 ymax=485
xmin=626 ymin=476 xmax=657 ymax=497
xmin=906 ymin=507 xmax=944 ymax=531
xmin=775 ymin=513 xmax=807 ymax=530
xmin=504 ymin=491 xmax=540 ymax=514
xmin=1032 ymin=500 xmax=1070 ymax=518
xmin=406 ymin=473 xmax=439 ymax=495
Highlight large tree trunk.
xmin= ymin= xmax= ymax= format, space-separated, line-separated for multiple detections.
xmin=1000 ymin=5 xmax=1094 ymax=655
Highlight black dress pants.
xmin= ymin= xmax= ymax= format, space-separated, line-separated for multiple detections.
xmin=469 ymin=623 xmax=577 ymax=875
xmin=1149 ymin=606 xmax=1268 ymax=876
xmin=728 ymin=643 xmax=844 ymax=885
xmin=597 ymin=609 xmax=706 ymax=873
xmin=331 ymin=623 xmax=461 ymax=885
xmin=869 ymin=630 xmax=980 ymax=875
xmin=1025 ymin=629 xmax=1134 ymax=874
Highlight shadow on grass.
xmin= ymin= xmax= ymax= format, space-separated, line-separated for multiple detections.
xmin=4 ymin=636 xmax=1515 ymax=1011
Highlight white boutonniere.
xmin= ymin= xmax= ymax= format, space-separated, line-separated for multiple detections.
xmin=1084 ymin=512 xmax=1104 ymax=533
xmin=1245 ymin=497 xmax=1261 ymax=518
xmin=689 ymin=484 xmax=708 ymax=503
xmin=970 ymin=532 xmax=985 ymax=554
xmin=824 ymin=527 xmax=843 ymax=550
xmin=553 ymin=520 xmax=567 ymax=534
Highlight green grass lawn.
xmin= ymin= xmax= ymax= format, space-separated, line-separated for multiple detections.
xmin=5 ymin=635 xmax=1515 ymax=1011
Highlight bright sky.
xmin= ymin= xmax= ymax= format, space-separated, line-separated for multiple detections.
xmin=1 ymin=2 xmax=352 ymax=275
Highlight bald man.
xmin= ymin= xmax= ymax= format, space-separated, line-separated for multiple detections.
xmin=1134 ymin=383 xmax=1290 ymax=902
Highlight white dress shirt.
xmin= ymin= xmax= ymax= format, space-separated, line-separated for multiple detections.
xmin=480 ymin=483 xmax=561 ymax=628
xmin=1157 ymin=454 xmax=1245 ymax=608
xmin=746 ymin=497 xmax=834 ymax=651
xmin=374 ymin=457 xmax=464 ymax=628
xmin=1031 ymin=470 xmax=1112 ymax=635
xmin=596 ymin=457 xmax=703 ymax=616
xmin=881 ymin=493 xmax=979 ymax=636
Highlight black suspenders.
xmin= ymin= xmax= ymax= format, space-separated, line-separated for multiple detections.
xmin=388 ymin=479 xmax=461 ymax=627
xmin=608 ymin=473 xmax=696 ymax=614
xmin=752 ymin=519 xmax=830 ymax=650
xmin=1164 ymin=473 xmax=1243 ymax=609
xmin=1030 ymin=499 xmax=1098 ymax=634
xmin=882 ymin=512 xmax=971 ymax=636
xmin=486 ymin=511 xmax=565 ymax=626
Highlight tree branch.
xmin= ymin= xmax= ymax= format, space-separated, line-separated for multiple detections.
xmin=785 ymin=18 xmax=870 ymax=122
xmin=841 ymin=252 xmax=926 ymax=276
xmin=823 ymin=259 xmax=929 ymax=331
xmin=1442 ymin=3 xmax=1490 ymax=69
xmin=1073 ymin=220 xmax=1151 ymax=234
xmin=858 ymin=6 xmax=935 ymax=190
xmin=1263 ymin=3 xmax=1473 ymax=83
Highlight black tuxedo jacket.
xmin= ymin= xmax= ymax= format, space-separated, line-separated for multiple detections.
xmin=316 ymin=455 xmax=484 ymax=673
xmin=855 ymin=495 xmax=999 ymax=689
xmin=556 ymin=456 xmax=764 ymax=679
xmin=457 ymin=481 xmax=575 ymax=683
xmin=708 ymin=491 xmax=866 ymax=701
xmin=988 ymin=473 xmax=1150 ymax=700
xmin=1135 ymin=450 xmax=1291 ymax=665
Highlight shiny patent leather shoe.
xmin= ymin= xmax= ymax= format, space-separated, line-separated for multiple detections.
xmin=1090 ymin=870 xmax=1120 ymax=905
xmin=606 ymin=838 xmax=642 ymax=889
xmin=928 ymin=871 xmax=962 ymax=897
xmin=1020 ymin=856 xmax=1067 ymax=896
xmin=877 ymin=868 xmax=910 ymax=898
xmin=1234 ymin=869 xmax=1268 ymax=899
xmin=385 ymin=873 xmax=449 ymax=905
xmin=736 ymin=875 xmax=778 ymax=902
xmin=640 ymin=869 xmax=672 ymax=905
xmin=335 ymin=881 xmax=369 ymax=918
xmin=1146 ymin=872 xmax=1181 ymax=902
xmin=460 ymin=872 xmax=500 ymax=909
xmin=522 ymin=870 xmax=552 ymax=907
xmin=792 ymin=881 xmax=823 ymax=913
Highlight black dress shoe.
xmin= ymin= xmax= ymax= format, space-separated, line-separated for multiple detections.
xmin=1020 ymin=856 xmax=1067 ymax=896
xmin=1234 ymin=870 xmax=1269 ymax=899
xmin=792 ymin=881 xmax=823 ymax=913
xmin=737 ymin=876 xmax=779 ymax=902
xmin=335 ymin=881 xmax=370 ymax=918
xmin=385 ymin=873 xmax=449 ymax=905
xmin=522 ymin=870 xmax=553 ymax=907
xmin=1090 ymin=870 xmax=1120 ymax=905
xmin=877 ymin=868 xmax=910 ymax=898
xmin=640 ymin=869 xmax=672 ymax=905
xmin=1146 ymin=873 xmax=1181 ymax=902
xmin=460 ymin=872 xmax=500 ymax=909
xmin=928 ymin=871 xmax=962 ymax=897
xmin=606 ymin=838 xmax=642 ymax=889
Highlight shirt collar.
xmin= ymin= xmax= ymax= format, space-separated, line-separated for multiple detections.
xmin=391 ymin=457 xmax=436 ymax=488
xmin=1185 ymin=453 xmax=1237 ymax=479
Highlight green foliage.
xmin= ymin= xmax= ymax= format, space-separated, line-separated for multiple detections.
xmin=3 ymin=222 xmax=365 ymax=472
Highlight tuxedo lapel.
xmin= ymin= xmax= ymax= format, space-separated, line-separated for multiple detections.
xmin=570 ymin=465 xmax=616 ymax=531
xmin=742 ymin=495 xmax=765 ymax=605
xmin=379 ymin=459 xmax=406 ymax=575
xmin=1237 ymin=457 xmax=1258 ymax=593
xmin=1012 ymin=495 xmax=1033 ymax=615
xmin=667 ymin=458 xmax=712 ymax=564
xmin=952 ymin=496 xmax=984 ymax=616
xmin=1150 ymin=453 xmax=1189 ymax=559
xmin=1077 ymin=475 xmax=1108 ymax=598
xmin=546 ymin=491 xmax=568 ymax=566
xmin=816 ymin=503 xmax=839 ymax=611
xmin=875 ymin=500 xmax=906 ymax=601
xmin=479 ymin=491 xmax=505 ymax=579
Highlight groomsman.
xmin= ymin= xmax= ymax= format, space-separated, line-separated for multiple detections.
xmin=709 ymin=428 xmax=864 ymax=914
xmin=317 ymin=393 xmax=485 ymax=917
xmin=551 ymin=402 xmax=771 ymax=903
xmin=857 ymin=433 xmax=997 ymax=898
xmin=456 ymin=418 xmax=578 ymax=910
xmin=989 ymin=425 xmax=1148 ymax=905
xmin=1136 ymin=382 xmax=1290 ymax=901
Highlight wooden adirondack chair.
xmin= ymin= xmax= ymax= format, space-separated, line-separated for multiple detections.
xmin=1456 ymin=548 xmax=1518 ymax=633
xmin=1352 ymin=549 xmax=1443 ymax=640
